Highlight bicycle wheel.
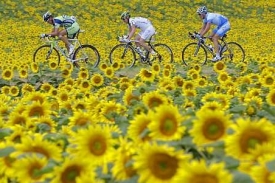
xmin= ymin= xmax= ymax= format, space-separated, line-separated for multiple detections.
xmin=182 ymin=43 xmax=207 ymax=66
xmin=72 ymin=44 xmax=100 ymax=68
xmin=220 ymin=42 xmax=245 ymax=63
xmin=109 ymin=44 xmax=137 ymax=68
xmin=33 ymin=45 xmax=60 ymax=66
xmin=152 ymin=43 xmax=173 ymax=64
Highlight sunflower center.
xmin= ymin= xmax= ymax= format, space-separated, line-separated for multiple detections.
xmin=240 ymin=129 xmax=268 ymax=153
xmin=191 ymin=174 xmax=218 ymax=183
xmin=160 ymin=118 xmax=177 ymax=136
xmin=149 ymin=153 xmax=178 ymax=180
xmin=61 ymin=165 xmax=81 ymax=183
xmin=89 ymin=136 xmax=107 ymax=156
xmin=266 ymin=77 xmax=274 ymax=85
xmin=202 ymin=120 xmax=225 ymax=140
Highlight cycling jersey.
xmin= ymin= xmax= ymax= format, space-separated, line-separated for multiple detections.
xmin=203 ymin=13 xmax=228 ymax=27
xmin=128 ymin=17 xmax=153 ymax=31
xmin=53 ymin=15 xmax=76 ymax=29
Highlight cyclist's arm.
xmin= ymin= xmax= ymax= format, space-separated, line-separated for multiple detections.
xmin=47 ymin=27 xmax=59 ymax=37
xmin=199 ymin=22 xmax=211 ymax=37
xmin=127 ymin=25 xmax=136 ymax=40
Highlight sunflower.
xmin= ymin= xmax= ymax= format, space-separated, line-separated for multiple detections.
xmin=68 ymin=110 xmax=97 ymax=128
xmin=40 ymin=82 xmax=53 ymax=93
xmin=134 ymin=142 xmax=190 ymax=183
xmin=238 ymin=143 xmax=275 ymax=174
xmin=68 ymin=125 xmax=116 ymax=166
xmin=173 ymin=75 xmax=184 ymax=87
xmin=30 ymin=62 xmax=39 ymax=73
xmin=49 ymin=60 xmax=58 ymax=70
xmin=1 ymin=86 xmax=10 ymax=95
xmin=61 ymin=68 xmax=72 ymax=78
xmin=2 ymin=68 xmax=13 ymax=80
xmin=162 ymin=68 xmax=172 ymax=78
xmin=266 ymin=88 xmax=275 ymax=106
xmin=12 ymin=155 xmax=51 ymax=183
xmin=11 ymin=133 xmax=62 ymax=161
xmin=139 ymin=68 xmax=155 ymax=82
xmin=78 ymin=69 xmax=90 ymax=79
xmin=104 ymin=67 xmax=115 ymax=78
xmin=21 ymin=83 xmax=35 ymax=95
xmin=51 ymin=156 xmax=95 ymax=183
xmin=111 ymin=138 xmax=137 ymax=181
xmin=200 ymin=101 xmax=224 ymax=111
xmin=35 ymin=116 xmax=57 ymax=133
xmin=57 ymin=89 xmax=71 ymax=103
xmin=214 ymin=61 xmax=226 ymax=72
xmin=90 ymin=73 xmax=104 ymax=87
xmin=64 ymin=78 xmax=75 ymax=86
xmin=225 ymin=118 xmax=275 ymax=159
xmin=142 ymin=90 xmax=170 ymax=110
xmin=100 ymin=100 xmax=126 ymax=123
xmin=99 ymin=62 xmax=108 ymax=71
xmin=176 ymin=160 xmax=233 ymax=183
xmin=148 ymin=104 xmax=186 ymax=141
xmin=0 ymin=142 xmax=17 ymax=177
xmin=182 ymin=80 xmax=195 ymax=90
xmin=217 ymin=71 xmax=231 ymax=83
xmin=111 ymin=61 xmax=120 ymax=70
xmin=19 ymin=68 xmax=28 ymax=79
xmin=79 ymin=79 xmax=92 ymax=92
xmin=261 ymin=73 xmax=274 ymax=87
xmin=9 ymin=85 xmax=19 ymax=97
xmin=127 ymin=113 xmax=152 ymax=143
xmin=123 ymin=86 xmax=140 ymax=105
xmin=151 ymin=63 xmax=161 ymax=74
xmin=23 ymin=101 xmax=52 ymax=118
xmin=24 ymin=91 xmax=47 ymax=104
xmin=202 ymin=92 xmax=231 ymax=110
xmin=190 ymin=109 xmax=231 ymax=146
xmin=7 ymin=112 xmax=30 ymax=126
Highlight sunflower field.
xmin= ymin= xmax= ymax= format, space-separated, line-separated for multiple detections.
xmin=0 ymin=0 xmax=275 ymax=183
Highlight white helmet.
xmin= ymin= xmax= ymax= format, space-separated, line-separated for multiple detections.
xmin=43 ymin=11 xmax=52 ymax=22
xmin=196 ymin=6 xmax=207 ymax=14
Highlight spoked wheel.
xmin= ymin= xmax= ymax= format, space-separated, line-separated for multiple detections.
xmin=182 ymin=42 xmax=207 ymax=66
xmin=220 ymin=42 xmax=245 ymax=63
xmin=33 ymin=45 xmax=60 ymax=66
xmin=72 ymin=44 xmax=100 ymax=68
xmin=109 ymin=44 xmax=137 ymax=68
xmin=152 ymin=43 xmax=174 ymax=64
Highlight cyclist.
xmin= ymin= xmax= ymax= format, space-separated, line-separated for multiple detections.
xmin=41 ymin=11 xmax=80 ymax=56
xmin=196 ymin=6 xmax=230 ymax=62
xmin=120 ymin=11 xmax=157 ymax=60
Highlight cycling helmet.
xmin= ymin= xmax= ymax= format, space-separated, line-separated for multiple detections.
xmin=121 ymin=11 xmax=130 ymax=20
xmin=196 ymin=6 xmax=207 ymax=14
xmin=43 ymin=11 xmax=52 ymax=22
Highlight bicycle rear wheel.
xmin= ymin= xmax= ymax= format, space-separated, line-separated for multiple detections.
xmin=220 ymin=42 xmax=245 ymax=63
xmin=182 ymin=43 xmax=207 ymax=66
xmin=33 ymin=45 xmax=60 ymax=66
xmin=109 ymin=44 xmax=137 ymax=68
xmin=152 ymin=43 xmax=173 ymax=64
xmin=72 ymin=44 xmax=100 ymax=68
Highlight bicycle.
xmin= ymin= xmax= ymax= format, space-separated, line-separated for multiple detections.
xmin=109 ymin=34 xmax=174 ymax=68
xmin=182 ymin=31 xmax=245 ymax=66
xmin=33 ymin=30 xmax=100 ymax=68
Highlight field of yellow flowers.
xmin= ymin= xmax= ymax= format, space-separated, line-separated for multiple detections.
xmin=0 ymin=0 xmax=275 ymax=183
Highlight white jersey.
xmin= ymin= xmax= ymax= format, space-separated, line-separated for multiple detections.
xmin=128 ymin=17 xmax=153 ymax=31
xmin=203 ymin=13 xmax=229 ymax=27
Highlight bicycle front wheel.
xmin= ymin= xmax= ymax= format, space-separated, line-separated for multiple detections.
xmin=153 ymin=43 xmax=173 ymax=64
xmin=182 ymin=43 xmax=207 ymax=66
xmin=73 ymin=44 xmax=100 ymax=68
xmin=109 ymin=44 xmax=137 ymax=68
xmin=33 ymin=45 xmax=60 ymax=66
xmin=220 ymin=42 xmax=245 ymax=63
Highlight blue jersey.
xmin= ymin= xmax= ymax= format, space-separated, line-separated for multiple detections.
xmin=203 ymin=13 xmax=229 ymax=27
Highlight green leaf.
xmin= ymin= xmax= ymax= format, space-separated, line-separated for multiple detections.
xmin=266 ymin=159 xmax=275 ymax=172
xmin=232 ymin=170 xmax=254 ymax=183
xmin=0 ymin=128 xmax=12 ymax=140
xmin=0 ymin=146 xmax=15 ymax=157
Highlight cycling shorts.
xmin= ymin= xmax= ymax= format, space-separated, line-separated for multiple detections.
xmin=138 ymin=25 xmax=156 ymax=40
xmin=213 ymin=21 xmax=230 ymax=37
xmin=66 ymin=22 xmax=80 ymax=38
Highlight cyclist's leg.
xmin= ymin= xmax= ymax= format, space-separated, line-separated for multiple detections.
xmin=58 ymin=29 xmax=71 ymax=51
xmin=65 ymin=23 xmax=80 ymax=53
xmin=212 ymin=23 xmax=230 ymax=59
xmin=137 ymin=26 xmax=155 ymax=53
